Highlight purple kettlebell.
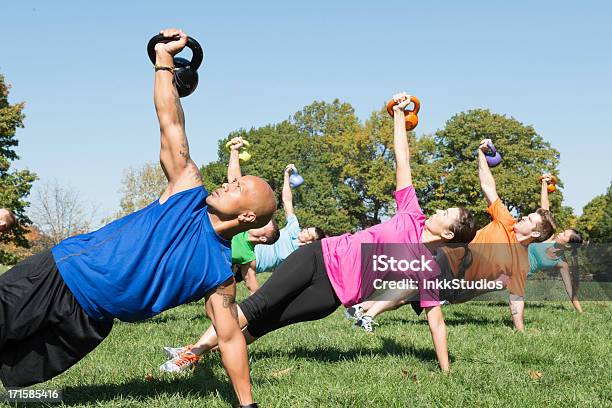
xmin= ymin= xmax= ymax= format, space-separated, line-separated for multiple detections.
xmin=485 ymin=142 xmax=502 ymax=167
xmin=289 ymin=166 xmax=304 ymax=188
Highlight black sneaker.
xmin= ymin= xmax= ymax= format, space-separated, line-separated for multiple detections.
xmin=354 ymin=316 xmax=378 ymax=333
xmin=344 ymin=305 xmax=365 ymax=321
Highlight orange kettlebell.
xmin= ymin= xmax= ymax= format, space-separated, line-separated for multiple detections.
xmin=538 ymin=175 xmax=557 ymax=193
xmin=386 ymin=95 xmax=420 ymax=131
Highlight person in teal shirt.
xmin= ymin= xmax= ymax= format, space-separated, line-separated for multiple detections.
xmin=237 ymin=164 xmax=325 ymax=294
xmin=528 ymin=242 xmax=562 ymax=276
xmin=530 ymin=174 xmax=585 ymax=312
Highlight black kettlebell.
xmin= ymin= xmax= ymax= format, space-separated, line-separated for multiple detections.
xmin=147 ymin=34 xmax=204 ymax=97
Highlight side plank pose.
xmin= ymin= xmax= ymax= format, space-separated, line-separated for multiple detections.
xmin=254 ymin=164 xmax=325 ymax=275
xmin=234 ymin=163 xmax=325 ymax=294
xmin=345 ymin=169 xmax=560 ymax=332
xmin=0 ymin=29 xmax=276 ymax=408
xmin=162 ymin=164 xmax=325 ymax=371
xmin=435 ymin=140 xmax=556 ymax=331
xmin=160 ymin=92 xmax=478 ymax=374
xmin=226 ymin=136 xmax=281 ymax=294
xmin=528 ymin=174 xmax=584 ymax=312
xmin=225 ymin=139 xmax=322 ymax=294
xmin=347 ymin=142 xmax=557 ymax=332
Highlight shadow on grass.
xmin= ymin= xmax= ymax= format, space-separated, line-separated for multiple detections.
xmin=471 ymin=301 xmax=567 ymax=311
xmin=379 ymin=309 xmax=506 ymax=327
xmin=442 ymin=311 xmax=510 ymax=327
xmin=250 ymin=337 xmax=443 ymax=365
xmin=53 ymin=364 xmax=236 ymax=407
xmin=130 ymin=313 xmax=207 ymax=325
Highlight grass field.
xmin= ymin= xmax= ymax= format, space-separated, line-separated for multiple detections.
xmin=1 ymin=272 xmax=611 ymax=407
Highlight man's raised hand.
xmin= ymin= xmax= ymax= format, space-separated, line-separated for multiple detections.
xmin=284 ymin=164 xmax=296 ymax=175
xmin=228 ymin=137 xmax=245 ymax=151
xmin=478 ymin=138 xmax=493 ymax=153
xmin=392 ymin=92 xmax=411 ymax=112
xmin=154 ymin=28 xmax=188 ymax=57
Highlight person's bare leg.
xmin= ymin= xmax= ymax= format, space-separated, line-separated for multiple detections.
xmin=191 ymin=306 xmax=254 ymax=355
xmin=362 ymin=299 xmax=406 ymax=318
xmin=356 ymin=301 xmax=377 ymax=312
xmin=363 ymin=289 xmax=417 ymax=318
xmin=559 ymin=263 xmax=583 ymax=313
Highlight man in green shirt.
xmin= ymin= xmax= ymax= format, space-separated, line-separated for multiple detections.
xmin=232 ymin=224 xmax=279 ymax=277
xmin=227 ymin=137 xmax=280 ymax=293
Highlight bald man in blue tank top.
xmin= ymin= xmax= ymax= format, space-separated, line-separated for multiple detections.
xmin=0 ymin=28 xmax=274 ymax=408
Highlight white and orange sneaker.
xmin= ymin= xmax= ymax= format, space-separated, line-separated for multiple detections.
xmin=163 ymin=345 xmax=191 ymax=360
xmin=160 ymin=345 xmax=200 ymax=373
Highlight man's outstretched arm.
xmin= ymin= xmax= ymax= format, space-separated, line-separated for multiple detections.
xmin=153 ymin=28 xmax=202 ymax=200
xmin=540 ymin=174 xmax=552 ymax=210
xmin=392 ymin=92 xmax=413 ymax=190
xmin=240 ymin=260 xmax=260 ymax=294
xmin=205 ymin=278 xmax=254 ymax=406
xmin=283 ymin=164 xmax=295 ymax=218
xmin=509 ymin=294 xmax=525 ymax=332
xmin=477 ymin=139 xmax=499 ymax=206
xmin=425 ymin=305 xmax=450 ymax=372
xmin=227 ymin=137 xmax=244 ymax=182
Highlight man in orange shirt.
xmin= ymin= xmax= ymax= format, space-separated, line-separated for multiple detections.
xmin=438 ymin=139 xmax=555 ymax=331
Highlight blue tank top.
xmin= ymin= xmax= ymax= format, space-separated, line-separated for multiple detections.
xmin=528 ymin=242 xmax=562 ymax=276
xmin=52 ymin=186 xmax=232 ymax=322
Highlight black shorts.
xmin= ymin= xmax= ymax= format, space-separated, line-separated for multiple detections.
xmin=240 ymin=242 xmax=341 ymax=338
xmin=409 ymin=249 xmax=470 ymax=316
xmin=233 ymin=263 xmax=244 ymax=283
xmin=0 ymin=250 xmax=113 ymax=387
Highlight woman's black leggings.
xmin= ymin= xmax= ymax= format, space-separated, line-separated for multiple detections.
xmin=239 ymin=241 xmax=341 ymax=338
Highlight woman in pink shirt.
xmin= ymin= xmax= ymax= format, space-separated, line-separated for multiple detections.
xmin=163 ymin=93 xmax=477 ymax=374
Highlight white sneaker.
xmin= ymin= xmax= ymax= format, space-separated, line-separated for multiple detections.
xmin=344 ymin=305 xmax=365 ymax=321
xmin=159 ymin=350 xmax=200 ymax=373
xmin=354 ymin=315 xmax=378 ymax=333
xmin=163 ymin=345 xmax=189 ymax=359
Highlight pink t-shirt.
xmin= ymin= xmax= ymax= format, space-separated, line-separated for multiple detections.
xmin=321 ymin=185 xmax=440 ymax=308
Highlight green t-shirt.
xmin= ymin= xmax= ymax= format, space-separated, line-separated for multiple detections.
xmin=231 ymin=231 xmax=256 ymax=265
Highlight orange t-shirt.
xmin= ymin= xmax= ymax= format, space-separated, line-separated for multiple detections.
xmin=442 ymin=199 xmax=529 ymax=296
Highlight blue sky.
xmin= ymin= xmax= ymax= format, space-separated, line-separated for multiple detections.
xmin=1 ymin=1 xmax=610 ymax=219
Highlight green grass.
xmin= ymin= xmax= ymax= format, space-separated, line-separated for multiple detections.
xmin=2 ymin=273 xmax=611 ymax=407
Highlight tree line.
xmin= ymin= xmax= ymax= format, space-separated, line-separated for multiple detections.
xmin=0 ymin=73 xmax=610 ymax=264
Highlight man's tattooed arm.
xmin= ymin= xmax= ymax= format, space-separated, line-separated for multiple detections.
xmin=222 ymin=294 xmax=239 ymax=321
xmin=216 ymin=278 xmax=239 ymax=321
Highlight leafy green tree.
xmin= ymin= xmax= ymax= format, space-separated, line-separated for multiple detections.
xmin=576 ymin=182 xmax=611 ymax=243
xmin=116 ymin=162 xmax=166 ymax=216
xmin=200 ymin=114 xmax=357 ymax=235
xmin=200 ymin=105 xmax=565 ymax=235
xmin=423 ymin=109 xmax=562 ymax=226
xmin=552 ymin=205 xmax=578 ymax=232
xmin=0 ymin=73 xmax=37 ymax=264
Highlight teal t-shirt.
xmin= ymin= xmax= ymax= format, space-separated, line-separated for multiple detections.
xmin=528 ymin=242 xmax=562 ymax=276
xmin=255 ymin=215 xmax=301 ymax=273
xmin=231 ymin=231 xmax=256 ymax=265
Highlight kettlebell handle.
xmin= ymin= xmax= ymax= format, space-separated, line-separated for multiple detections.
xmin=386 ymin=95 xmax=421 ymax=116
xmin=147 ymin=34 xmax=204 ymax=71
xmin=486 ymin=142 xmax=497 ymax=155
